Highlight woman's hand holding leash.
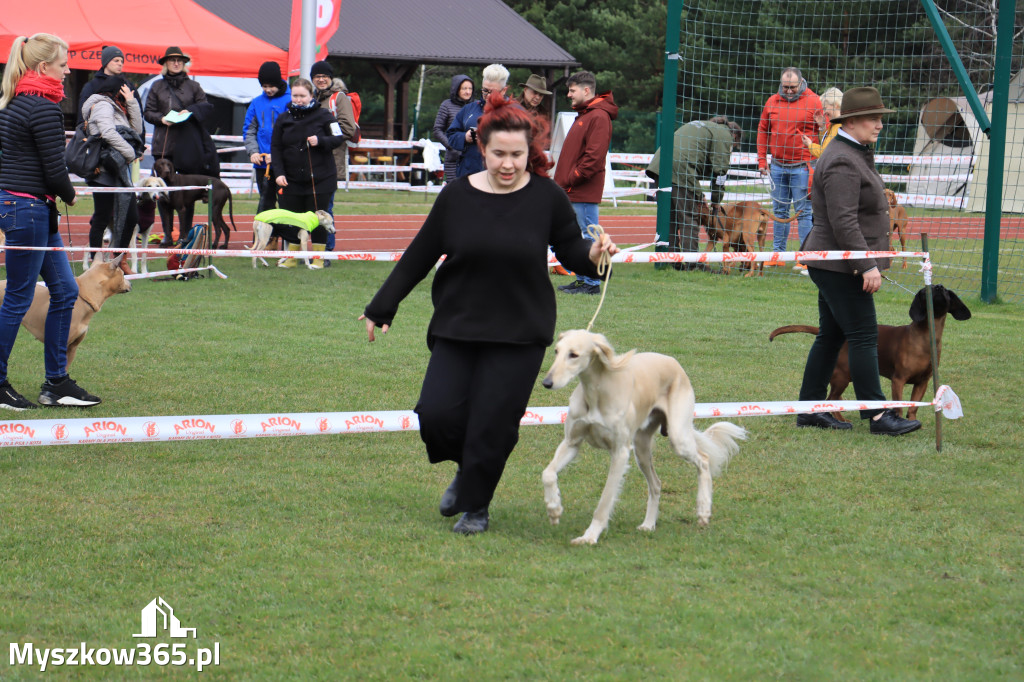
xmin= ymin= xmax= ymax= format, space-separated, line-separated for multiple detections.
xmin=588 ymin=232 xmax=619 ymax=267
xmin=307 ymin=135 xmax=319 ymax=147
xmin=862 ymin=267 xmax=881 ymax=294
xmin=359 ymin=314 xmax=388 ymax=342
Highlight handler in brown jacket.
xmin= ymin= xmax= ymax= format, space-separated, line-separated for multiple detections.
xmin=796 ymin=87 xmax=921 ymax=436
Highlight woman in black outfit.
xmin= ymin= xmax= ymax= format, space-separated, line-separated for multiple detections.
xmin=270 ymin=78 xmax=345 ymax=214
xmin=360 ymin=94 xmax=619 ymax=535
xmin=797 ymin=87 xmax=920 ymax=436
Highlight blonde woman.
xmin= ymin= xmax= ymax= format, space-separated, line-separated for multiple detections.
xmin=803 ymin=87 xmax=843 ymax=158
xmin=0 ymin=33 xmax=101 ymax=409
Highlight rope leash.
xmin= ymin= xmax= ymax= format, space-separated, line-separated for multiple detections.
xmin=584 ymin=222 xmax=611 ymax=332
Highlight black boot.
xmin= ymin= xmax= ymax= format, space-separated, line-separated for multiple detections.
xmin=452 ymin=509 xmax=489 ymax=535
xmin=439 ymin=469 xmax=461 ymax=517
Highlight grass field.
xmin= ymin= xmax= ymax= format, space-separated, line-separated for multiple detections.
xmin=1 ymin=235 xmax=1022 ymax=680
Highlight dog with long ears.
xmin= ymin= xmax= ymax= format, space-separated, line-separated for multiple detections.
xmin=884 ymin=189 xmax=909 ymax=270
xmin=541 ymin=330 xmax=747 ymax=545
xmin=151 ymin=158 xmax=237 ymax=249
xmin=0 ymin=259 xmax=131 ymax=368
xmin=769 ymin=285 xmax=971 ymax=420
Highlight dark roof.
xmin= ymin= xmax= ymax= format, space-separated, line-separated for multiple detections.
xmin=195 ymin=0 xmax=578 ymax=68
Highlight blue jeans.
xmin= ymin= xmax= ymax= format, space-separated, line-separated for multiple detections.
xmin=769 ymin=163 xmax=813 ymax=251
xmin=571 ymin=203 xmax=600 ymax=287
xmin=0 ymin=191 xmax=79 ymax=382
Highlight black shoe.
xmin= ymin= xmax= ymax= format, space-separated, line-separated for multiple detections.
xmin=565 ymin=283 xmax=600 ymax=295
xmin=557 ymin=281 xmax=585 ymax=293
xmin=453 ymin=509 xmax=489 ymax=535
xmin=38 ymin=376 xmax=101 ymax=407
xmin=796 ymin=412 xmax=852 ymax=430
xmin=158 ymin=239 xmax=175 ymax=249
xmin=0 ymin=380 xmax=36 ymax=411
xmin=870 ymin=409 xmax=922 ymax=436
xmin=439 ymin=469 xmax=461 ymax=517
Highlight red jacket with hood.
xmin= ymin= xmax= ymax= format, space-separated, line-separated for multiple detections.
xmin=554 ymin=91 xmax=618 ymax=204
xmin=756 ymin=88 xmax=822 ymax=168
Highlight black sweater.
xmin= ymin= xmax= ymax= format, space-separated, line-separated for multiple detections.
xmin=365 ymin=175 xmax=601 ymax=347
xmin=0 ymin=94 xmax=76 ymax=204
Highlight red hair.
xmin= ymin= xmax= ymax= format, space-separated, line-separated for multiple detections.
xmin=476 ymin=91 xmax=552 ymax=175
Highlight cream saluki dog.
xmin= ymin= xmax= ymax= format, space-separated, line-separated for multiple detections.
xmin=541 ymin=330 xmax=746 ymax=545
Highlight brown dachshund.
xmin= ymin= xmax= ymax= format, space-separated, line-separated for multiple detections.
xmin=883 ymin=189 xmax=909 ymax=269
xmin=151 ymin=158 xmax=237 ymax=249
xmin=769 ymin=285 xmax=971 ymax=420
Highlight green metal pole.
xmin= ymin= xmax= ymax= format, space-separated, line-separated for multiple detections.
xmin=655 ymin=0 xmax=683 ymax=267
xmin=920 ymin=0 xmax=991 ymax=134
xmin=979 ymin=0 xmax=1017 ymax=302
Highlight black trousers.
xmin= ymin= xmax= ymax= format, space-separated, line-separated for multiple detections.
xmin=88 ymin=192 xmax=138 ymax=252
xmin=798 ymin=267 xmax=885 ymax=418
xmin=278 ymin=192 xmax=333 ymax=215
xmin=415 ymin=338 xmax=546 ymax=513
xmin=255 ymin=170 xmax=278 ymax=213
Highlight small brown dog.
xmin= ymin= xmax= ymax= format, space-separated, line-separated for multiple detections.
xmin=151 ymin=158 xmax=237 ymax=249
xmin=769 ymin=285 xmax=971 ymax=419
xmin=0 ymin=259 xmax=131 ymax=368
xmin=884 ymin=189 xmax=909 ymax=269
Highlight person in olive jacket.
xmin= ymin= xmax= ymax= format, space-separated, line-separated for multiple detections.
xmin=796 ymin=87 xmax=921 ymax=437
xmin=270 ymin=78 xmax=345 ymax=214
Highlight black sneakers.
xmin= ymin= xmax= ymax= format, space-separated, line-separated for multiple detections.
xmin=439 ymin=469 xmax=461 ymax=517
xmin=870 ymin=409 xmax=922 ymax=436
xmin=38 ymin=376 xmax=102 ymax=407
xmin=0 ymin=380 xmax=36 ymax=411
xmin=557 ymin=281 xmax=600 ymax=295
xmin=452 ymin=509 xmax=489 ymax=535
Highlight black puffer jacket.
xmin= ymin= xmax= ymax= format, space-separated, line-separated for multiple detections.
xmin=270 ymin=101 xmax=344 ymax=196
xmin=0 ymin=94 xmax=76 ymax=203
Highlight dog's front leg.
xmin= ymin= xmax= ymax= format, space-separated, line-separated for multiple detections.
xmin=573 ymin=445 xmax=631 ymax=545
xmin=542 ymin=438 xmax=581 ymax=526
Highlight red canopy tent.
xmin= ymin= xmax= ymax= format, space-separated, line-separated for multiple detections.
xmin=0 ymin=0 xmax=286 ymax=77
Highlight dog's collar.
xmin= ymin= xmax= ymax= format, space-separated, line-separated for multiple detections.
xmin=78 ymin=290 xmax=102 ymax=313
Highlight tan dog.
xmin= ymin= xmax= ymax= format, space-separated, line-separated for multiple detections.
xmin=884 ymin=189 xmax=909 ymax=269
xmin=249 ymin=210 xmax=335 ymax=269
xmin=540 ymin=330 xmax=746 ymax=545
xmin=0 ymin=259 xmax=131 ymax=368
xmin=705 ymin=201 xmax=774 ymax=276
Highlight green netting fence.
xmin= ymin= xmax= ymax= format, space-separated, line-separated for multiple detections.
xmin=657 ymin=0 xmax=1024 ymax=303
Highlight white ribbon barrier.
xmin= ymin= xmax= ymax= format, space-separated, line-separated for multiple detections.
xmin=70 ymin=185 xmax=211 ymax=194
xmin=124 ymin=265 xmax=228 ymax=281
xmin=0 ymin=386 xmax=962 ymax=448
xmin=0 ymin=245 xmax=932 ymax=267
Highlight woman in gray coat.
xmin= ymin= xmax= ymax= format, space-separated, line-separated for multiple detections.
xmin=796 ymin=87 xmax=920 ymax=437
xmin=432 ymin=74 xmax=473 ymax=183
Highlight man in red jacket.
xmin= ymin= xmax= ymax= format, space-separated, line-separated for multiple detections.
xmin=757 ymin=67 xmax=822 ymax=256
xmin=554 ymin=71 xmax=618 ymax=295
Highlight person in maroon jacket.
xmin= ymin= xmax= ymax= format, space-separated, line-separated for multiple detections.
xmin=553 ymin=71 xmax=618 ymax=295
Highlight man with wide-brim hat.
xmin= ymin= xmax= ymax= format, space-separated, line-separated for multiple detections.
xmin=518 ymin=74 xmax=551 ymax=117
xmin=795 ymin=85 xmax=921 ymax=437
xmin=158 ymin=46 xmax=190 ymax=65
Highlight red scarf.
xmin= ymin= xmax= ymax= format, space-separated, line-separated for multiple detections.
xmin=14 ymin=70 xmax=65 ymax=103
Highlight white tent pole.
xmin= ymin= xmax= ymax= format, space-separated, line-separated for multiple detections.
xmin=299 ymin=0 xmax=316 ymax=80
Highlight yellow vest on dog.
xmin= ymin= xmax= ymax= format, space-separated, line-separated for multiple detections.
xmin=254 ymin=209 xmax=321 ymax=233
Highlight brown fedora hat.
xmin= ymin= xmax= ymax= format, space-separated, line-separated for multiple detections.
xmin=831 ymin=86 xmax=895 ymax=122
xmin=519 ymin=74 xmax=551 ymax=95
xmin=159 ymin=46 xmax=191 ymax=65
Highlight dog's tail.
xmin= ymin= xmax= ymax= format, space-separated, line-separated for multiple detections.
xmin=768 ymin=324 xmax=819 ymax=341
xmin=695 ymin=422 xmax=746 ymax=478
xmin=227 ymin=191 xmax=238 ymax=232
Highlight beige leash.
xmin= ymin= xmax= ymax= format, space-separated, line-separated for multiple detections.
xmin=584 ymin=222 xmax=611 ymax=332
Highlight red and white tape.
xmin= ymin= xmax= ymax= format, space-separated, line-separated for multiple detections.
xmin=0 ymin=386 xmax=962 ymax=448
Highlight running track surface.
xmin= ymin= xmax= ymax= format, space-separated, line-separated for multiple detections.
xmin=30 ymin=213 xmax=1024 ymax=253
